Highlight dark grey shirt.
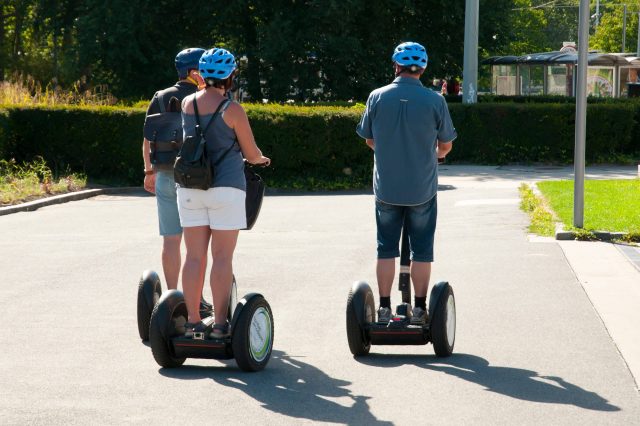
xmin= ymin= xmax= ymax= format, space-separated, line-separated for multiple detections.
xmin=357 ymin=77 xmax=457 ymax=205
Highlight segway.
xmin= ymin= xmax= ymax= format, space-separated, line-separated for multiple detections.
xmin=136 ymin=270 xmax=214 ymax=341
xmin=148 ymin=278 xmax=274 ymax=372
xmin=346 ymin=220 xmax=456 ymax=357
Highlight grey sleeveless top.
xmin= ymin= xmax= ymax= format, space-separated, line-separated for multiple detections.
xmin=181 ymin=98 xmax=246 ymax=191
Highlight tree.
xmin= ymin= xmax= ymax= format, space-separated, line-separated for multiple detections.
xmin=591 ymin=1 xmax=640 ymax=53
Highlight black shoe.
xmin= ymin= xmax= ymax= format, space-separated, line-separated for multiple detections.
xmin=199 ymin=298 xmax=213 ymax=317
xmin=210 ymin=322 xmax=230 ymax=339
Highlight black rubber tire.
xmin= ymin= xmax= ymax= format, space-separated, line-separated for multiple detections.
xmin=137 ymin=271 xmax=162 ymax=341
xmin=346 ymin=288 xmax=374 ymax=356
xmin=149 ymin=292 xmax=187 ymax=368
xmin=431 ymin=284 xmax=456 ymax=357
xmin=232 ymin=296 xmax=274 ymax=372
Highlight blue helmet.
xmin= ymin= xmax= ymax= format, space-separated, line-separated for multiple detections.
xmin=175 ymin=47 xmax=205 ymax=78
xmin=199 ymin=48 xmax=237 ymax=80
xmin=392 ymin=42 xmax=428 ymax=69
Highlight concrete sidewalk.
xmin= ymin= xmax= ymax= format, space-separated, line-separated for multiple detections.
xmin=440 ymin=164 xmax=640 ymax=390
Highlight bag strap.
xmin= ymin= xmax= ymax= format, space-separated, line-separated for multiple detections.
xmin=158 ymin=91 xmax=166 ymax=113
xmin=192 ymin=97 xmax=230 ymax=159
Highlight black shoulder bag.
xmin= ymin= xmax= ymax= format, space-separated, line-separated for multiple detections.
xmin=174 ymin=98 xmax=229 ymax=190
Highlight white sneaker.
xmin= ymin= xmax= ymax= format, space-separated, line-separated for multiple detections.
xmin=377 ymin=307 xmax=392 ymax=323
xmin=410 ymin=307 xmax=428 ymax=325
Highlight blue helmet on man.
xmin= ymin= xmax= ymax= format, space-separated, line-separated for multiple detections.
xmin=175 ymin=47 xmax=206 ymax=79
xmin=392 ymin=42 xmax=428 ymax=69
xmin=199 ymin=48 xmax=237 ymax=80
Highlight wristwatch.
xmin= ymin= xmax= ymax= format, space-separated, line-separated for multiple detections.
xmin=144 ymin=169 xmax=154 ymax=176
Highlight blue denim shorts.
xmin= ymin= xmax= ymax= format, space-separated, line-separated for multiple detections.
xmin=375 ymin=196 xmax=437 ymax=262
xmin=155 ymin=170 xmax=182 ymax=236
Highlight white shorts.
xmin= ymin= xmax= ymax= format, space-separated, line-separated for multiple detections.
xmin=177 ymin=186 xmax=247 ymax=230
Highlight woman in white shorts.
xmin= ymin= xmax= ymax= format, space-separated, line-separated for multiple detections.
xmin=178 ymin=48 xmax=270 ymax=338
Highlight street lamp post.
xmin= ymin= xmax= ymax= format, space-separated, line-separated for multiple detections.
xmin=622 ymin=4 xmax=627 ymax=53
xmin=574 ymin=0 xmax=590 ymax=229
xmin=463 ymin=0 xmax=479 ymax=104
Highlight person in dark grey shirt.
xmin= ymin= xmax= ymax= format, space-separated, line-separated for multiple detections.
xmin=356 ymin=41 xmax=457 ymax=325
xmin=141 ymin=48 xmax=205 ymax=294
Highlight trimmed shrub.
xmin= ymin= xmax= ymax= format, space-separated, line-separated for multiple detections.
xmin=0 ymin=102 xmax=638 ymax=188
xmin=4 ymin=105 xmax=145 ymax=184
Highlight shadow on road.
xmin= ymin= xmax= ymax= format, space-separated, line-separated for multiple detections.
xmin=355 ymin=353 xmax=619 ymax=412
xmin=159 ymin=350 xmax=392 ymax=424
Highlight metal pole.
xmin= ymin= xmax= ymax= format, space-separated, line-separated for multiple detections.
xmin=637 ymin=12 xmax=640 ymax=55
xmin=623 ymin=4 xmax=627 ymax=53
xmin=463 ymin=0 xmax=479 ymax=104
xmin=574 ymin=0 xmax=589 ymax=229
xmin=596 ymin=0 xmax=600 ymax=27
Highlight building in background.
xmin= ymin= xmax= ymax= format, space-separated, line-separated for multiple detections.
xmin=483 ymin=44 xmax=640 ymax=98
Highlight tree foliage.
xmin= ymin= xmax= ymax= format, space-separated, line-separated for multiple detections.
xmin=0 ymin=0 xmax=634 ymax=101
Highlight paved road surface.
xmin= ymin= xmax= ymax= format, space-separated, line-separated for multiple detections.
xmin=1 ymin=166 xmax=639 ymax=425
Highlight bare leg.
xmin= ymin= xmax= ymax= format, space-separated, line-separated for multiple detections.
xmin=210 ymin=230 xmax=239 ymax=325
xmin=181 ymin=226 xmax=210 ymax=323
xmin=410 ymin=261 xmax=431 ymax=298
xmin=162 ymin=234 xmax=182 ymax=290
xmin=376 ymin=258 xmax=395 ymax=298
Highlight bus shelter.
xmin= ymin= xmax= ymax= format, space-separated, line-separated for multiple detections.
xmin=484 ymin=50 xmax=640 ymax=98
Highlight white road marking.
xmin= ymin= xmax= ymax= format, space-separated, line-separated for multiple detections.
xmin=454 ymin=198 xmax=520 ymax=206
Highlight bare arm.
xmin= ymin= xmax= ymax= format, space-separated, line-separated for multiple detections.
xmin=225 ymin=102 xmax=270 ymax=165
xmin=142 ymin=138 xmax=155 ymax=193
xmin=366 ymin=138 xmax=374 ymax=150
xmin=437 ymin=140 xmax=453 ymax=159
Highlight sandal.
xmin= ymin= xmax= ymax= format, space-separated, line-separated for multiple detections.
xmin=210 ymin=322 xmax=230 ymax=339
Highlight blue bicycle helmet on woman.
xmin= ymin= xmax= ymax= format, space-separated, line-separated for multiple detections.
xmin=175 ymin=47 xmax=206 ymax=78
xmin=392 ymin=42 xmax=428 ymax=70
xmin=199 ymin=48 xmax=237 ymax=80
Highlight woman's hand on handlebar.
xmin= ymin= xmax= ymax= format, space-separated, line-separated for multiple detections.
xmin=249 ymin=155 xmax=271 ymax=167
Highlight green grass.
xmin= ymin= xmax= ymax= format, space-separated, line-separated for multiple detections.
xmin=519 ymin=183 xmax=556 ymax=236
xmin=0 ymin=157 xmax=87 ymax=205
xmin=536 ymin=179 xmax=640 ymax=236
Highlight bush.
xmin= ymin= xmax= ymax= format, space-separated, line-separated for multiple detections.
xmin=447 ymin=102 xmax=638 ymax=164
xmin=0 ymin=102 xmax=638 ymax=188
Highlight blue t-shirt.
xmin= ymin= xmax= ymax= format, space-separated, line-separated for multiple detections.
xmin=356 ymin=77 xmax=457 ymax=205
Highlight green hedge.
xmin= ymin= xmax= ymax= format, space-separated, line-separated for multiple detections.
xmin=0 ymin=102 xmax=638 ymax=188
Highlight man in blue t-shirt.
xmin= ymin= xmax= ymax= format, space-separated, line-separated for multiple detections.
xmin=356 ymin=41 xmax=457 ymax=325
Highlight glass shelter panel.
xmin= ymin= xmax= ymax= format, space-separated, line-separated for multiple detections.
xmin=587 ymin=67 xmax=614 ymax=97
xmin=520 ymin=65 xmax=544 ymax=95
xmin=619 ymin=67 xmax=640 ymax=97
xmin=492 ymin=65 xmax=517 ymax=95
xmin=546 ymin=65 xmax=568 ymax=95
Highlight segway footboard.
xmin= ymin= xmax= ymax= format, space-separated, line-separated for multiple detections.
xmin=369 ymin=323 xmax=430 ymax=345
xmin=172 ymin=336 xmax=234 ymax=360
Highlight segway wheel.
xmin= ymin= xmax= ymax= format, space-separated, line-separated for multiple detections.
xmin=430 ymin=283 xmax=456 ymax=357
xmin=149 ymin=290 xmax=187 ymax=368
xmin=227 ymin=275 xmax=238 ymax=322
xmin=346 ymin=283 xmax=374 ymax=356
xmin=232 ymin=296 xmax=274 ymax=372
xmin=137 ymin=270 xmax=162 ymax=341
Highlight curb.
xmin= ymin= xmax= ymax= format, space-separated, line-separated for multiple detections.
xmin=0 ymin=187 xmax=146 ymax=217
xmin=555 ymin=229 xmax=628 ymax=241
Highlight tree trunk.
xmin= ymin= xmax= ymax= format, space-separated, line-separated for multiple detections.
xmin=0 ymin=9 xmax=5 ymax=80
xmin=243 ymin=1 xmax=262 ymax=101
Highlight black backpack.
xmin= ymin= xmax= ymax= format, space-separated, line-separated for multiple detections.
xmin=173 ymin=97 xmax=231 ymax=190
xmin=143 ymin=91 xmax=183 ymax=165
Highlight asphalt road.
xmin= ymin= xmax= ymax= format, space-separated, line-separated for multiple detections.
xmin=1 ymin=166 xmax=639 ymax=425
